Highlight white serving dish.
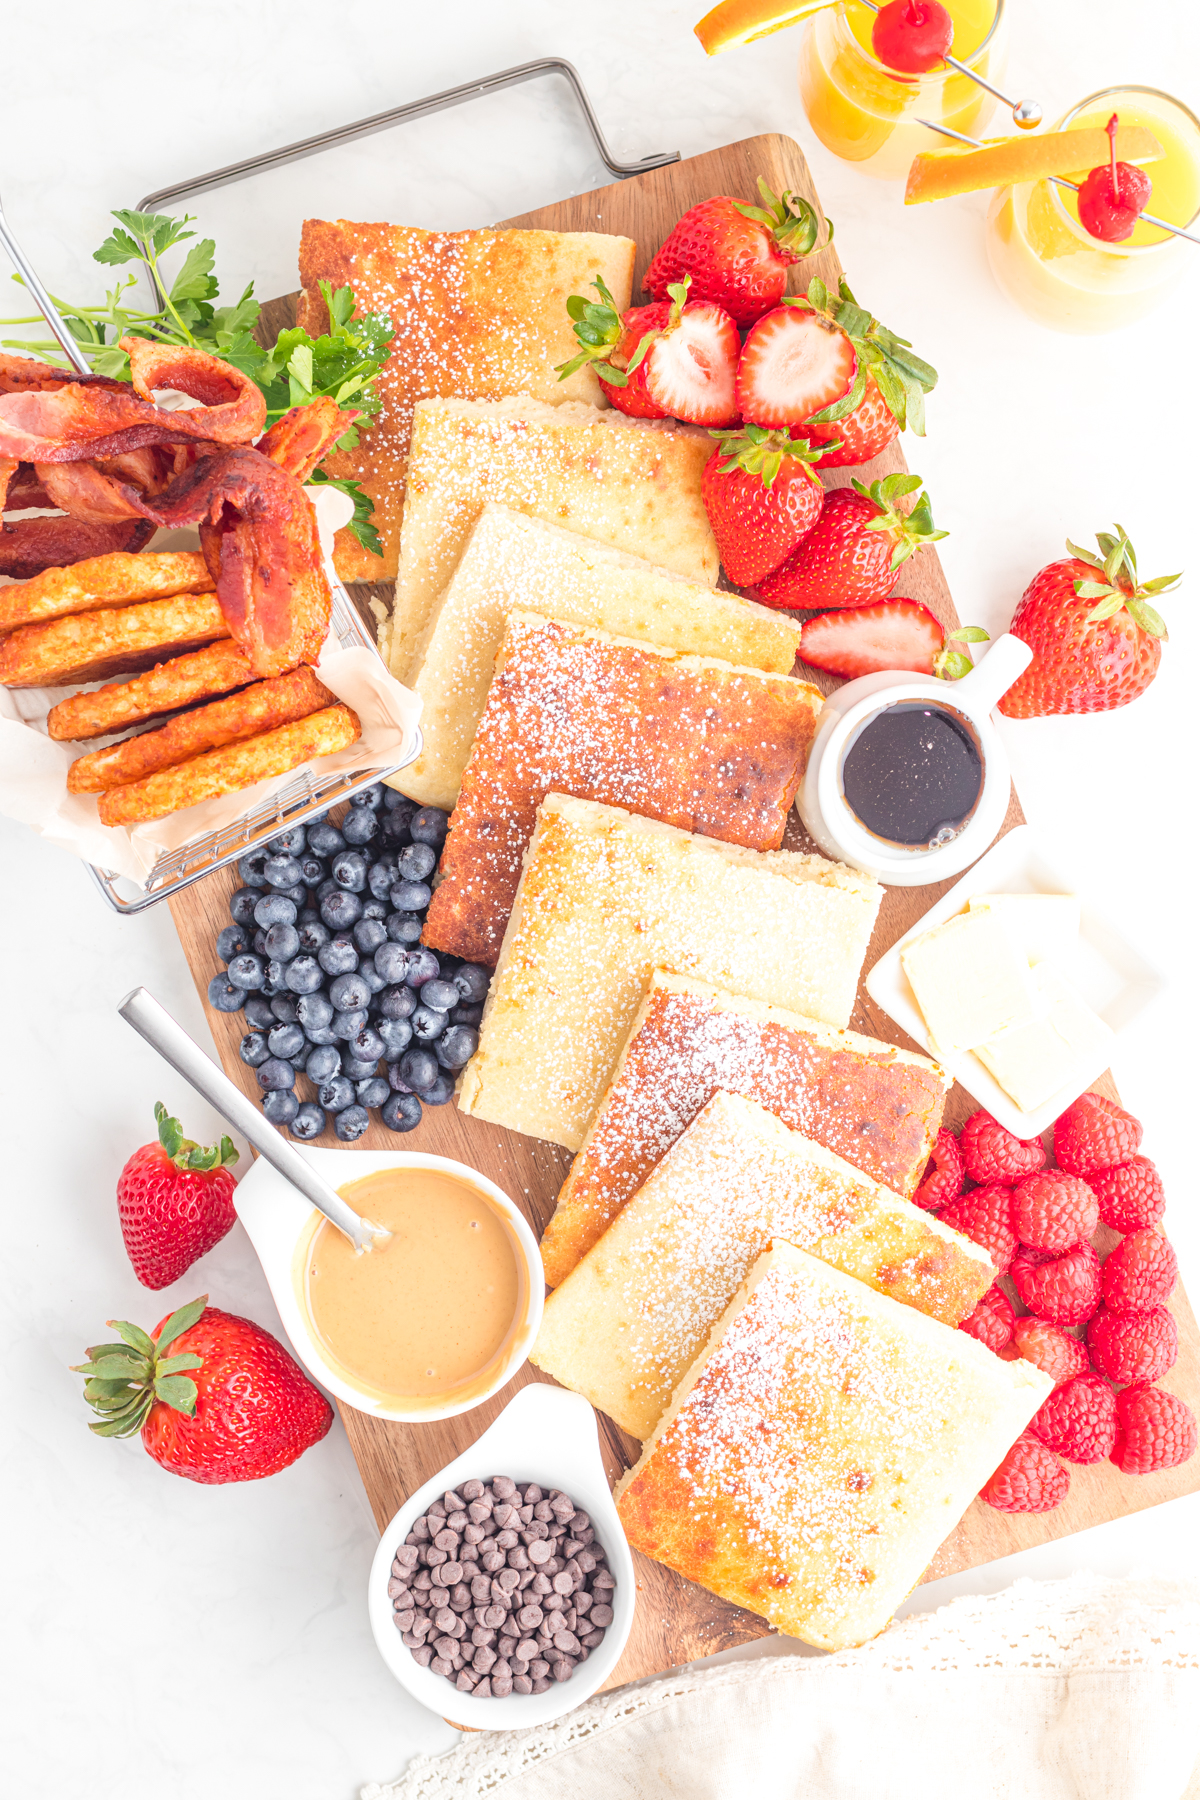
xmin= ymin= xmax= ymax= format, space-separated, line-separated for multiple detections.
xmin=233 ymin=1148 xmax=544 ymax=1424
xmin=864 ymin=825 xmax=1167 ymax=1137
xmin=368 ymin=1383 xmax=636 ymax=1728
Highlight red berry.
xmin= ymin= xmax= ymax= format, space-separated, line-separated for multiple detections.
xmin=1110 ymin=1384 xmax=1197 ymax=1475
xmin=792 ymin=369 xmax=901 ymax=469
xmin=1077 ymin=160 xmax=1153 ymax=242
xmin=1013 ymin=1169 xmax=1099 ymax=1253
xmin=958 ymin=1283 xmax=1015 ymax=1353
xmin=702 ymin=429 xmax=825 ymax=587
xmin=980 ymin=1432 xmax=1070 ymax=1513
xmin=644 ymin=187 xmax=822 ymax=328
xmin=1053 ymin=1092 xmax=1142 ymax=1177
xmin=1090 ymin=1157 xmax=1165 ymax=1234
xmin=1029 ymin=1371 xmax=1117 ymax=1464
xmin=736 ymin=306 xmax=857 ymax=429
xmin=1087 ymin=1304 xmax=1178 ymax=1387
xmin=1101 ymin=1229 xmax=1177 ymax=1313
xmin=1012 ymin=1242 xmax=1102 ymax=1327
xmin=117 ymin=1105 xmax=239 ymax=1291
xmin=939 ymin=1183 xmax=1017 ymax=1275
xmin=871 ymin=0 xmax=954 ymax=74
xmin=913 ymin=1126 xmax=964 ymax=1210
xmin=960 ymin=1109 xmax=1046 ymax=1185
xmin=1012 ymin=1316 xmax=1090 ymax=1388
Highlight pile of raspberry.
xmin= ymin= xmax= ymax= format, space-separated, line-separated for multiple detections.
xmin=913 ymin=1094 xmax=1195 ymax=1512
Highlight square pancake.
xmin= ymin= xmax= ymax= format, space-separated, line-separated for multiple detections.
xmin=615 ymin=1241 xmax=1053 ymax=1652
xmin=540 ymin=969 xmax=950 ymax=1289
xmin=422 ymin=612 xmax=823 ymax=964
xmin=384 ymin=397 xmax=719 ymax=681
xmin=44 ymin=639 xmax=255 ymax=741
xmin=0 ymin=550 xmax=214 ymax=636
xmin=395 ymin=506 xmax=802 ymax=811
xmin=297 ymin=221 xmax=636 ymax=581
xmin=456 ymin=795 xmax=882 ymax=1151
xmin=531 ymin=1090 xmax=993 ymax=1439
xmin=0 ymin=591 xmax=226 ymax=688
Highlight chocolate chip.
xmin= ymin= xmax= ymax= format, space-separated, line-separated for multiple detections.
xmin=582 ymin=1627 xmax=605 ymax=1648
xmin=513 ymin=1674 xmax=533 ymax=1694
xmin=483 ymin=1605 xmax=507 ymax=1628
xmin=460 ymin=1479 xmax=485 ymax=1502
xmin=394 ymin=1608 xmax=416 ymax=1631
xmin=527 ymin=1540 xmax=552 ymax=1565
xmin=594 ymin=1570 xmax=615 ymax=1591
xmin=387 ymin=1577 xmax=409 ymax=1599
xmin=394 ymin=1545 xmax=420 ymax=1567
xmin=443 ymin=1490 xmax=464 ymax=1512
xmin=516 ymin=1604 xmax=543 ymax=1631
xmin=552 ymin=1658 xmax=574 ymax=1682
xmin=431 ymin=1656 xmax=452 ymax=1678
xmin=532 ymin=1677 xmax=551 ymax=1694
xmin=412 ymin=1646 xmax=433 ymax=1668
xmin=552 ymin=1572 xmax=574 ymax=1595
xmin=474 ymin=1677 xmax=493 ymax=1697
xmin=491 ymin=1476 xmax=518 ymax=1499
xmin=468 ymin=1502 xmax=492 ymax=1525
xmin=590 ymin=1604 xmax=614 ymax=1627
xmin=434 ymin=1528 xmax=459 ymax=1552
xmin=447 ymin=1511 xmax=468 ymax=1532
xmin=470 ymin=1626 xmax=496 ymax=1648
xmin=497 ymin=1567 xmax=521 ymax=1592
xmin=515 ymin=1638 xmax=537 ymax=1663
xmin=529 ymin=1659 xmax=550 ymax=1680
xmin=473 ymin=1645 xmax=496 ymax=1673
xmin=534 ymin=1500 xmax=555 ymax=1522
xmin=508 ymin=1545 xmax=530 ymax=1571
xmin=400 ymin=1628 xmax=423 ymax=1649
xmin=491 ymin=1677 xmax=513 ymax=1697
xmin=553 ymin=1629 xmax=581 ymax=1655
xmin=524 ymin=1485 xmax=543 ymax=1504
xmin=495 ymin=1528 xmax=518 ymax=1550
xmin=455 ymin=1670 xmax=476 ymax=1692
xmin=481 ymin=1551 xmax=505 ymax=1573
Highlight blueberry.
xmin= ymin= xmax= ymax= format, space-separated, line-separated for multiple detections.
xmin=381 ymin=1090 xmax=422 ymax=1132
xmin=320 ymin=889 xmax=362 ymax=931
xmin=263 ymin=922 xmax=300 ymax=962
xmin=353 ymin=917 xmax=388 ymax=956
xmin=314 ymin=877 xmax=340 ymax=904
xmin=351 ymin=782 xmax=385 ymax=809
xmin=398 ymin=1047 xmax=440 ymax=1093
xmin=304 ymin=1023 xmax=338 ymax=1046
xmin=318 ymin=934 xmax=359 ymax=976
xmin=263 ymin=852 xmax=304 ymax=889
xmin=318 ymin=1075 xmax=355 ymax=1112
xmin=297 ymin=908 xmax=321 ymax=931
xmin=356 ymin=1076 xmax=390 ymax=1109
xmin=270 ymin=992 xmax=301 ymax=1025
xmin=296 ymin=990 xmax=334 ymax=1032
xmin=297 ymin=919 xmax=330 ymax=955
xmin=259 ymin=971 xmax=283 ymax=998
xmin=350 ymin=1023 xmax=385 ymax=1063
xmin=380 ymin=813 xmax=411 ymax=847
xmin=307 ymin=822 xmax=346 ymax=857
xmin=327 ymin=971 xmax=367 ymax=1012
xmin=422 ymin=1073 xmax=455 ymax=1106
xmin=386 ymin=911 xmax=424 ymax=946
xmin=410 ymin=806 xmax=448 ymax=848
xmin=229 ymin=885 xmax=261 ymax=926
xmin=299 ymin=854 xmax=327 ymax=887
xmin=268 ymin=824 xmax=307 ymax=855
xmin=253 ymin=929 xmax=270 ymax=956
xmin=207 ymin=973 xmax=245 ymax=1013
xmin=274 ymin=883 xmax=308 ymax=908
xmin=254 ymin=892 xmax=297 ymax=929
xmin=367 ymin=860 xmax=397 ymax=901
xmin=360 ymin=963 xmax=387 ymax=995
xmin=399 ymin=841 xmax=437 ymax=883
xmin=383 ymin=788 xmax=414 ymax=814
xmin=390 ymin=879 xmax=431 ymax=913
xmin=342 ymin=806 xmax=379 ymax=846
xmin=289 ymin=1103 xmax=326 ymax=1140
xmin=306 ymin=1043 xmax=341 ymax=1084
xmin=257 ymin=1057 xmax=295 ymax=1091
xmin=453 ymin=964 xmax=490 ymax=1004
xmin=238 ymin=850 xmax=270 ymax=888
xmin=378 ymin=982 xmax=416 ymax=1020
xmin=334 ymin=1105 xmax=371 ymax=1142
xmin=377 ymin=1017 xmax=413 ymax=1060
xmin=412 ymin=1005 xmax=448 ymax=1041
xmin=406 ymin=948 xmax=441 ymax=988
xmin=239 ymin=1031 xmax=271 ymax=1067
xmin=373 ymin=942 xmax=409 ymax=985
xmin=436 ymin=1024 xmax=479 ymax=1068
xmin=421 ymin=978 xmax=458 ymax=1013
xmin=244 ymin=995 xmax=275 ymax=1030
xmin=227 ymin=953 xmax=266 ymax=991
xmin=340 ymin=1053 xmax=379 ymax=1080
xmin=451 ymin=1001 xmax=484 ymax=1026
xmin=216 ymin=923 xmax=250 ymax=962
xmin=267 ymin=1022 xmax=305 ymax=1061
xmin=331 ymin=1008 xmax=369 ymax=1041
xmin=332 ymin=849 xmax=368 ymax=893
xmin=285 ymin=954 xmax=325 ymax=995
xmin=360 ymin=900 xmax=388 ymax=923
xmin=262 ymin=1088 xmax=300 ymax=1126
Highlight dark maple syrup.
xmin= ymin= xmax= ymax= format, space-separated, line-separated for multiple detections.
xmin=841 ymin=702 xmax=983 ymax=848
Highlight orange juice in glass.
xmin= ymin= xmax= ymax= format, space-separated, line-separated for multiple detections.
xmin=798 ymin=0 xmax=1007 ymax=178
xmin=985 ymin=87 xmax=1200 ymax=333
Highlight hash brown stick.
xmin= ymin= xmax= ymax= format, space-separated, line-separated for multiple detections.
xmin=45 ymin=639 xmax=255 ymax=741
xmin=97 ymin=703 xmax=361 ymax=826
xmin=0 ymin=591 xmax=226 ymax=688
xmin=67 ymin=667 xmax=336 ymax=793
xmin=0 ymin=550 xmax=214 ymax=635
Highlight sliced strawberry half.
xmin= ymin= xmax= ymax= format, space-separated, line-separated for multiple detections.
xmin=736 ymin=307 xmax=856 ymax=428
xmin=800 ymin=599 xmax=988 ymax=680
xmin=644 ymin=299 xmax=741 ymax=426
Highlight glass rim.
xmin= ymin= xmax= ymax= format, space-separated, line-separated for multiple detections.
xmin=1048 ymin=84 xmax=1200 ymax=252
xmin=834 ymin=0 xmax=1005 ymax=82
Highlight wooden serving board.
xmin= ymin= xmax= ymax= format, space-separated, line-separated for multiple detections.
xmin=170 ymin=134 xmax=1200 ymax=1689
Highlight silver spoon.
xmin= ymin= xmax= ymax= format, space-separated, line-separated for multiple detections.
xmin=118 ymin=986 xmax=390 ymax=1254
xmin=858 ymin=0 xmax=1042 ymax=128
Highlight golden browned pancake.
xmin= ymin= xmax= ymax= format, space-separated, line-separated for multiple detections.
xmin=44 ymin=639 xmax=255 ymax=740
xmin=0 ymin=551 xmax=214 ymax=636
xmin=422 ymin=612 xmax=822 ymax=965
xmin=615 ymin=1242 xmax=1053 ymax=1651
xmin=540 ymin=970 xmax=950 ymax=1288
xmin=297 ymin=221 xmax=636 ymax=580
xmin=0 ymin=592 xmax=226 ymax=688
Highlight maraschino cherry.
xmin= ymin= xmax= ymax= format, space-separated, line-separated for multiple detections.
xmin=1077 ymin=113 xmax=1153 ymax=242
xmin=871 ymin=0 xmax=954 ymax=75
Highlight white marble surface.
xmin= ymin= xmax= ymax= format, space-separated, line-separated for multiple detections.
xmin=3 ymin=2 xmax=1199 ymax=1794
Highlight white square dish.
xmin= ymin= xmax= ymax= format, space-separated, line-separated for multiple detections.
xmin=864 ymin=826 xmax=1167 ymax=1138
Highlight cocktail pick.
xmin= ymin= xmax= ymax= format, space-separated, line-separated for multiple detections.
xmin=0 ymin=190 xmax=93 ymax=373
xmin=857 ymin=0 xmax=1042 ymax=128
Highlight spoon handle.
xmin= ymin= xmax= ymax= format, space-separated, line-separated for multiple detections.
xmin=118 ymin=986 xmax=381 ymax=1253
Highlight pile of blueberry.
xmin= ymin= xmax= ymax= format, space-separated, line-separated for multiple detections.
xmin=205 ymin=785 xmax=489 ymax=1141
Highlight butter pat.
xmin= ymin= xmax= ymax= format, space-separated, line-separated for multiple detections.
xmin=901 ymin=909 xmax=1041 ymax=1059
xmin=968 ymin=893 xmax=1080 ymax=965
xmin=976 ymin=963 xmax=1115 ymax=1114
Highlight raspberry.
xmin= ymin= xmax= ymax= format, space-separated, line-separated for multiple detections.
xmin=1110 ymin=1384 xmax=1198 ymax=1475
xmin=1013 ymin=1169 xmax=1098 ymax=1253
xmin=980 ymin=1431 xmax=1070 ymax=1512
xmin=913 ymin=1127 xmax=965 ymax=1210
xmin=938 ymin=1183 xmax=1017 ymax=1274
xmin=960 ymin=1109 xmax=1046 ymax=1185
xmin=1029 ymin=1371 xmax=1117 ymax=1464
xmin=1088 ymin=1304 xmax=1178 ymax=1386
xmin=1012 ymin=1316 xmax=1090 ymax=1387
xmin=1011 ymin=1242 xmax=1101 ymax=1326
xmin=1101 ymin=1229 xmax=1177 ymax=1313
xmin=1054 ymin=1092 xmax=1142 ymax=1177
xmin=1091 ymin=1157 xmax=1165 ymax=1234
xmin=957 ymin=1283 xmax=1015 ymax=1353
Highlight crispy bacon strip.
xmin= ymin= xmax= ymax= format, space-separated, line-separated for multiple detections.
xmin=0 ymin=516 xmax=154 ymax=581
xmin=257 ymin=398 xmax=359 ymax=482
xmin=0 ymin=351 xmax=127 ymax=396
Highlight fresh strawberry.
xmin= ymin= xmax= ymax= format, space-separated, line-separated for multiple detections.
xmin=799 ymin=599 xmax=987 ymax=680
xmin=1029 ymin=1371 xmax=1118 ymax=1464
xmin=116 ymin=1102 xmax=239 ymax=1290
xmin=960 ymin=1108 xmax=1046 ymax=1185
xmin=980 ymin=1431 xmax=1070 ymax=1512
xmin=556 ymin=276 xmax=739 ymax=425
xmin=643 ymin=178 xmax=825 ymax=326
xmin=702 ymin=425 xmax=825 ymax=586
xmin=1077 ymin=114 xmax=1154 ymax=243
xmin=756 ymin=473 xmax=947 ymax=610
xmin=1088 ymin=1303 xmax=1178 ymax=1386
xmin=998 ymin=527 xmax=1178 ymax=718
xmin=1011 ymin=1242 xmax=1102 ymax=1327
xmin=1110 ymin=1384 xmax=1197 ymax=1474
xmin=1012 ymin=1316 xmax=1091 ymax=1388
xmin=736 ymin=306 xmax=856 ymax=427
xmin=871 ymin=0 xmax=954 ymax=74
xmin=939 ymin=1183 xmax=1017 ymax=1275
xmin=795 ymin=369 xmax=900 ymax=468
xmin=72 ymin=1295 xmax=332 ymax=1483
xmin=1091 ymin=1157 xmax=1166 ymax=1234
xmin=958 ymin=1283 xmax=1015 ymax=1353
xmin=1102 ymin=1229 xmax=1178 ymax=1313
xmin=912 ymin=1126 xmax=964 ymax=1210
xmin=1054 ymin=1091 xmax=1143 ymax=1177
xmin=1014 ymin=1170 xmax=1099 ymax=1254
xmin=783 ymin=277 xmax=938 ymax=469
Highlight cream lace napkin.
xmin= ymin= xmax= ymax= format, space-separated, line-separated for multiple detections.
xmin=364 ymin=1572 xmax=1200 ymax=1800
